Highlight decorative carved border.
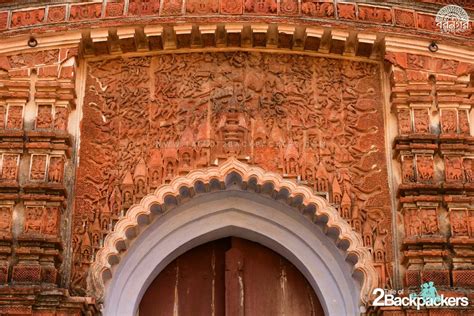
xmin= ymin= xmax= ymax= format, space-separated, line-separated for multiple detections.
xmin=89 ymin=157 xmax=378 ymax=306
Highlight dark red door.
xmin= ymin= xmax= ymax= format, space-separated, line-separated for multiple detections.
xmin=139 ymin=238 xmax=324 ymax=316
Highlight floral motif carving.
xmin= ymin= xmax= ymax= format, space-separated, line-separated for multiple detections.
xmin=1 ymin=154 xmax=19 ymax=181
xmin=161 ymin=0 xmax=183 ymax=15
xmin=337 ymin=3 xmax=356 ymax=20
xmin=69 ymin=4 xmax=102 ymax=21
xmin=358 ymin=5 xmax=391 ymax=23
xmin=186 ymin=0 xmax=219 ymax=14
xmin=11 ymin=9 xmax=45 ymax=28
xmin=221 ymin=0 xmax=244 ymax=14
xmin=279 ymin=0 xmax=298 ymax=15
xmin=301 ymin=1 xmax=334 ymax=17
xmin=128 ymin=0 xmax=160 ymax=16
xmin=73 ymin=52 xmax=392 ymax=293
xmin=245 ymin=0 xmax=277 ymax=14
xmin=47 ymin=6 xmax=66 ymax=23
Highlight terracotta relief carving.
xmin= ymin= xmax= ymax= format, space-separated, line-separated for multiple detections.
xmin=72 ymin=52 xmax=392 ymax=292
xmin=36 ymin=104 xmax=53 ymax=129
xmin=301 ymin=1 xmax=334 ymax=17
xmin=445 ymin=156 xmax=463 ymax=183
xmin=397 ymin=109 xmax=412 ymax=135
xmin=30 ymin=155 xmax=47 ymax=181
xmin=48 ymin=156 xmax=64 ymax=183
xmin=221 ymin=0 xmax=244 ymax=14
xmin=1 ymin=154 xmax=19 ymax=181
xmin=404 ymin=207 xmax=439 ymax=237
xmin=53 ymin=106 xmax=68 ymax=131
xmin=6 ymin=105 xmax=23 ymax=129
xmin=24 ymin=206 xmax=60 ymax=237
xmin=245 ymin=0 xmax=277 ymax=14
xmin=458 ymin=109 xmax=470 ymax=135
xmin=413 ymin=109 xmax=430 ymax=134
xmin=279 ymin=0 xmax=299 ymax=15
xmin=416 ymin=155 xmax=434 ymax=183
xmin=401 ymin=155 xmax=415 ymax=183
xmin=11 ymin=9 xmax=45 ymax=28
xmin=450 ymin=209 xmax=469 ymax=237
xmin=186 ymin=0 xmax=219 ymax=14
xmin=162 ymin=0 xmax=183 ymax=15
xmin=441 ymin=109 xmax=457 ymax=134
xmin=463 ymin=158 xmax=474 ymax=183
xmin=0 ymin=206 xmax=12 ymax=237
xmin=128 ymin=0 xmax=161 ymax=16
xmin=0 ymin=105 xmax=5 ymax=128
xmin=7 ymin=50 xmax=58 ymax=68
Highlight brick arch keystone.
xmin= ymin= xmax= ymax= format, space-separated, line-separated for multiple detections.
xmin=89 ymin=157 xmax=378 ymax=315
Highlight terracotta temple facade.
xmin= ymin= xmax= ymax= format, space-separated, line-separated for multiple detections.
xmin=0 ymin=0 xmax=472 ymax=315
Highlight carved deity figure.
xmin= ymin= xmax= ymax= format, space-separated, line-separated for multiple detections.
xmin=6 ymin=106 xmax=23 ymax=129
xmin=402 ymin=156 xmax=415 ymax=183
xmin=450 ymin=211 xmax=468 ymax=237
xmin=24 ymin=207 xmax=43 ymax=234
xmin=405 ymin=208 xmax=421 ymax=237
xmin=463 ymin=158 xmax=474 ymax=183
xmin=48 ymin=157 xmax=64 ymax=183
xmin=441 ymin=109 xmax=457 ymax=134
xmin=0 ymin=207 xmax=11 ymax=235
xmin=398 ymin=109 xmax=412 ymax=134
xmin=30 ymin=155 xmax=47 ymax=181
xmin=1 ymin=155 xmax=18 ymax=181
xmin=54 ymin=106 xmax=68 ymax=131
xmin=458 ymin=110 xmax=470 ymax=135
xmin=36 ymin=104 xmax=53 ymax=129
xmin=421 ymin=208 xmax=438 ymax=235
xmin=43 ymin=207 xmax=59 ymax=236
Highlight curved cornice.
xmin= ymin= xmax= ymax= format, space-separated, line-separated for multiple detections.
xmin=89 ymin=157 xmax=378 ymax=307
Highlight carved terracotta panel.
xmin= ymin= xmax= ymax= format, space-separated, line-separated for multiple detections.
xmin=72 ymin=52 xmax=392 ymax=292
xmin=445 ymin=156 xmax=463 ymax=183
xmin=36 ymin=104 xmax=53 ymax=129
xmin=1 ymin=154 xmax=19 ymax=181
xmin=53 ymin=106 xmax=68 ymax=131
xmin=186 ymin=0 xmax=219 ymax=14
xmin=458 ymin=109 xmax=470 ymax=135
xmin=450 ymin=209 xmax=469 ymax=237
xmin=30 ymin=154 xmax=47 ymax=181
xmin=397 ymin=109 xmax=412 ymax=135
xmin=401 ymin=155 xmax=415 ymax=183
xmin=413 ymin=108 xmax=430 ymax=134
xmin=0 ymin=206 xmax=12 ymax=237
xmin=416 ymin=154 xmax=434 ymax=183
xmin=440 ymin=109 xmax=457 ymax=134
xmin=244 ymin=0 xmax=277 ymax=14
xmin=48 ymin=156 xmax=64 ymax=183
xmin=128 ymin=0 xmax=160 ymax=16
xmin=6 ymin=105 xmax=23 ymax=129
xmin=404 ymin=208 xmax=439 ymax=237
xmin=301 ymin=1 xmax=334 ymax=17
xmin=464 ymin=158 xmax=474 ymax=183
xmin=279 ymin=0 xmax=299 ymax=15
xmin=23 ymin=206 xmax=60 ymax=237
xmin=0 ymin=105 xmax=5 ymax=128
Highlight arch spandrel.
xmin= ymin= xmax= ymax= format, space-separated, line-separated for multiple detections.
xmin=89 ymin=158 xmax=378 ymax=313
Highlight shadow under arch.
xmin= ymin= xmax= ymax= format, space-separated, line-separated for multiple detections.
xmin=89 ymin=158 xmax=378 ymax=316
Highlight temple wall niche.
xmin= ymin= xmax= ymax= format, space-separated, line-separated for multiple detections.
xmin=71 ymin=51 xmax=393 ymax=294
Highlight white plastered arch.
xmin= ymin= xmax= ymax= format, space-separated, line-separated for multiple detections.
xmin=90 ymin=158 xmax=378 ymax=316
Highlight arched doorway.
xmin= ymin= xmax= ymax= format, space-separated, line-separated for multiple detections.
xmin=93 ymin=160 xmax=378 ymax=316
xmin=139 ymin=237 xmax=324 ymax=316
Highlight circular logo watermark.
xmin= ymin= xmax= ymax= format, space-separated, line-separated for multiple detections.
xmin=436 ymin=5 xmax=470 ymax=33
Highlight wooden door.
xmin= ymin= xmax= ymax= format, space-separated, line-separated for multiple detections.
xmin=139 ymin=238 xmax=324 ymax=316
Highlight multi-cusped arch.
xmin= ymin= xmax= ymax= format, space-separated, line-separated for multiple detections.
xmin=89 ymin=158 xmax=378 ymax=315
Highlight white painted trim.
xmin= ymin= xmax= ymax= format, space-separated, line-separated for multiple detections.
xmin=103 ymin=192 xmax=361 ymax=316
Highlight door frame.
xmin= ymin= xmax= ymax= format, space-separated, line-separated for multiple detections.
xmin=103 ymin=191 xmax=363 ymax=316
